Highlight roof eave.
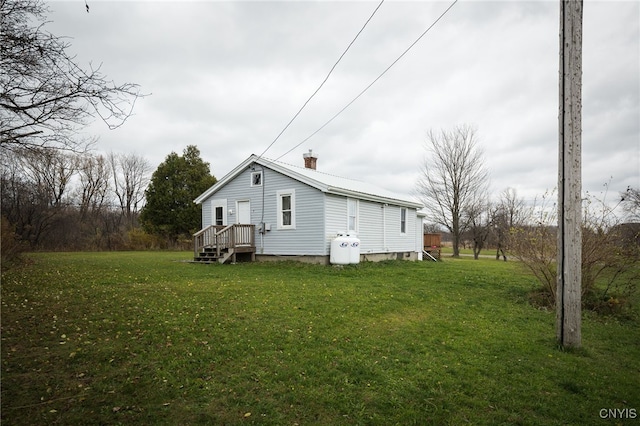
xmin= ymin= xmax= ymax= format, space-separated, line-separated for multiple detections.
xmin=193 ymin=154 xmax=258 ymax=204
xmin=261 ymin=160 xmax=328 ymax=193
xmin=327 ymin=187 xmax=423 ymax=209
xmin=194 ymin=154 xmax=423 ymax=210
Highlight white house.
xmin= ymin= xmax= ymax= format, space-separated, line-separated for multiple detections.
xmin=193 ymin=151 xmax=425 ymax=264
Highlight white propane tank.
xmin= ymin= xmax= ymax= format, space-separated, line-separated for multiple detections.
xmin=330 ymin=233 xmax=350 ymax=265
xmin=346 ymin=231 xmax=361 ymax=264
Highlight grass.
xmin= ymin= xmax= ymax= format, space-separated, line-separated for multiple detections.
xmin=1 ymin=252 xmax=639 ymax=425
xmin=440 ymin=247 xmax=494 ymax=257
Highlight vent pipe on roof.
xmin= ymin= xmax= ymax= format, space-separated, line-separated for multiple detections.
xmin=303 ymin=149 xmax=317 ymax=170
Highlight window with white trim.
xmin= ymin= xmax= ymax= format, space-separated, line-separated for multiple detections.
xmin=347 ymin=198 xmax=358 ymax=232
xmin=277 ymin=189 xmax=295 ymax=229
xmin=250 ymin=171 xmax=262 ymax=187
xmin=211 ymin=199 xmax=227 ymax=226
xmin=400 ymin=208 xmax=407 ymax=234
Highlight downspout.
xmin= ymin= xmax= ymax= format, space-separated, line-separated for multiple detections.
xmin=260 ymin=166 xmax=265 ymax=254
xmin=251 ymin=163 xmax=265 ymax=254
xmin=382 ymin=203 xmax=387 ymax=251
xmin=260 ymin=230 xmax=264 ymax=254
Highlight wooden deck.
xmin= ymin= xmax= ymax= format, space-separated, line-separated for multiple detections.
xmin=193 ymin=224 xmax=256 ymax=264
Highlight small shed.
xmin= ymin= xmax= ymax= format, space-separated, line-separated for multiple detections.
xmin=423 ymin=233 xmax=442 ymax=260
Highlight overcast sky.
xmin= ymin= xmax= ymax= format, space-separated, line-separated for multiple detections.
xmin=46 ymin=0 xmax=639 ymax=205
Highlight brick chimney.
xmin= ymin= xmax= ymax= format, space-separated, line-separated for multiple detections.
xmin=303 ymin=149 xmax=317 ymax=170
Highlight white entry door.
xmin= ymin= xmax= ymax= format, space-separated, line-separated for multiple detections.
xmin=237 ymin=200 xmax=251 ymax=224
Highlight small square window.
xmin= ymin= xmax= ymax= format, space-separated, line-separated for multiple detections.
xmin=282 ymin=210 xmax=292 ymax=226
xmin=282 ymin=195 xmax=291 ymax=211
xmin=251 ymin=171 xmax=262 ymax=187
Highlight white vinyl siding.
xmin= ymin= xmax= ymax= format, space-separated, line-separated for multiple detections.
xmin=416 ymin=213 xmax=425 ymax=258
xmin=325 ymin=194 xmax=347 ymax=254
xmin=262 ymin=172 xmax=323 ymax=255
xmin=325 ymin=196 xmax=417 ymax=254
xmin=203 ymin=168 xmax=325 ymax=255
xmin=385 ymin=205 xmax=415 ymax=251
xmin=356 ymin=199 xmax=384 ymax=253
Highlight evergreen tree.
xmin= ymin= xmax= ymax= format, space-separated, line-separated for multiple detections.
xmin=140 ymin=146 xmax=216 ymax=241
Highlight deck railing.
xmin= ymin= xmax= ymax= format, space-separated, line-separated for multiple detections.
xmin=193 ymin=224 xmax=255 ymax=258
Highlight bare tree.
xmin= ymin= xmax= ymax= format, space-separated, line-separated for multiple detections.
xmin=18 ymin=148 xmax=77 ymax=207
xmin=491 ymin=187 xmax=526 ymax=261
xmin=77 ymin=153 xmax=110 ymax=219
xmin=621 ymin=186 xmax=640 ymax=222
xmin=0 ymin=0 xmax=143 ymax=152
xmin=109 ymin=152 xmax=150 ymax=228
xmin=0 ymin=148 xmax=74 ymax=245
xmin=415 ymin=124 xmax=489 ymax=257
xmin=423 ymin=222 xmax=444 ymax=233
xmin=464 ymin=193 xmax=492 ymax=260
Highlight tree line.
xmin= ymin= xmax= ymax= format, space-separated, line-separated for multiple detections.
xmin=1 ymin=145 xmax=216 ymax=254
xmin=1 ymin=0 xmax=216 ymax=260
xmin=1 ymin=148 xmax=150 ymax=251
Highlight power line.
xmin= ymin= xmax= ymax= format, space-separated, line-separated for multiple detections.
xmin=256 ymin=0 xmax=385 ymax=162
xmin=273 ymin=0 xmax=459 ymax=162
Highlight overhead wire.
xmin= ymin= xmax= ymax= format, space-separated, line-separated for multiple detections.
xmin=256 ymin=0 xmax=385 ymax=162
xmin=273 ymin=0 xmax=459 ymax=163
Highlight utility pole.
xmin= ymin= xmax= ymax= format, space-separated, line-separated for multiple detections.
xmin=557 ymin=0 xmax=583 ymax=348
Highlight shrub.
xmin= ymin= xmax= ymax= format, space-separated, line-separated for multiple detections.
xmin=126 ymin=228 xmax=166 ymax=250
xmin=580 ymin=193 xmax=639 ymax=313
xmin=1 ymin=216 xmax=27 ymax=271
xmin=509 ymin=190 xmax=639 ymax=315
xmin=508 ymin=191 xmax=558 ymax=301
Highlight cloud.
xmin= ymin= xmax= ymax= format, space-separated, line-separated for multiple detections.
xmin=43 ymin=0 xmax=638 ymax=207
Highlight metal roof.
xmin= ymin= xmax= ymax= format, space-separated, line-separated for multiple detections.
xmin=194 ymin=154 xmax=423 ymax=209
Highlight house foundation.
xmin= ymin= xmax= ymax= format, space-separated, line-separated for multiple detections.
xmin=254 ymin=251 xmax=420 ymax=265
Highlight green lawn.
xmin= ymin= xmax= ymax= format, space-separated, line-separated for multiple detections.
xmin=1 ymin=252 xmax=638 ymax=425
xmin=440 ymin=247 xmax=492 ymax=257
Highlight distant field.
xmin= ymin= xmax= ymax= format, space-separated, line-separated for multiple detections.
xmin=439 ymin=247 xmax=499 ymax=257
xmin=2 ymin=252 xmax=638 ymax=425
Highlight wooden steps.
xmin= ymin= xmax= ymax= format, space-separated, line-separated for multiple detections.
xmin=193 ymin=224 xmax=256 ymax=264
